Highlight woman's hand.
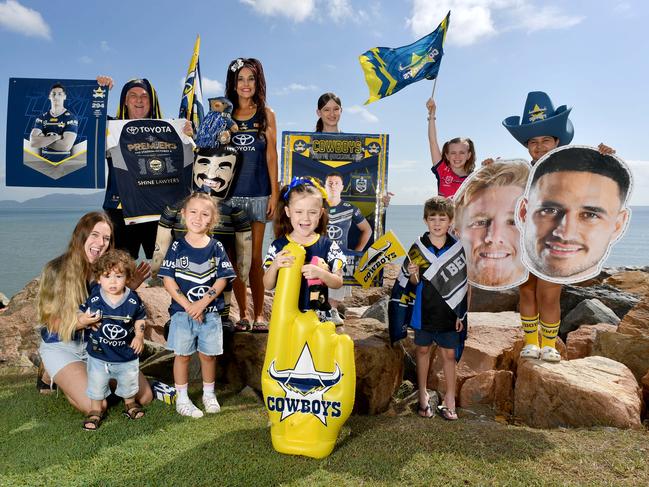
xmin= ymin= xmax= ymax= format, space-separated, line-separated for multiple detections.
xmin=182 ymin=120 xmax=194 ymax=137
xmin=129 ymin=261 xmax=152 ymax=290
xmin=426 ymin=98 xmax=436 ymax=117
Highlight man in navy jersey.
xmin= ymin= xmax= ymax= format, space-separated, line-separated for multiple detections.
xmin=30 ymin=83 xmax=79 ymax=162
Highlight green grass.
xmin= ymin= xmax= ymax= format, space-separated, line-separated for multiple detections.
xmin=1 ymin=370 xmax=648 ymax=487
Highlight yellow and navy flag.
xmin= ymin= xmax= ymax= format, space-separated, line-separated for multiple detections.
xmin=359 ymin=11 xmax=450 ymax=104
xmin=179 ymin=35 xmax=204 ymax=132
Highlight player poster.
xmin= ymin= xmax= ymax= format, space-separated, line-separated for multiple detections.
xmin=281 ymin=131 xmax=389 ymax=286
xmin=6 ymin=78 xmax=108 ymax=188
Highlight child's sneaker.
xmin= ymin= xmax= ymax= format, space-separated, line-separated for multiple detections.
xmin=176 ymin=398 xmax=204 ymax=418
xmin=202 ymin=394 xmax=221 ymax=414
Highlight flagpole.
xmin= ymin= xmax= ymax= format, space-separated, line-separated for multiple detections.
xmin=430 ymin=77 xmax=438 ymax=100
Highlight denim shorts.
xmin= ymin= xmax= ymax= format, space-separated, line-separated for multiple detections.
xmin=86 ymin=356 xmax=139 ymax=400
xmin=414 ymin=329 xmax=460 ymax=349
xmin=166 ymin=312 xmax=223 ymax=356
xmin=39 ymin=338 xmax=88 ymax=380
xmin=224 ymin=196 xmax=270 ymax=223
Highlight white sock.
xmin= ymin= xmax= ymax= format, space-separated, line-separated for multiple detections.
xmin=203 ymin=382 xmax=215 ymax=397
xmin=175 ymin=383 xmax=189 ymax=401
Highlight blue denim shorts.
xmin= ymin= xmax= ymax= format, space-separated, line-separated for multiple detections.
xmin=86 ymin=355 xmax=139 ymax=400
xmin=414 ymin=329 xmax=460 ymax=349
xmin=224 ymin=195 xmax=269 ymax=223
xmin=39 ymin=338 xmax=88 ymax=380
xmin=166 ymin=312 xmax=223 ymax=356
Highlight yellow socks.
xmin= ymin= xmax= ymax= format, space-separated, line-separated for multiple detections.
xmin=540 ymin=319 xmax=560 ymax=349
xmin=521 ymin=314 xmax=540 ymax=347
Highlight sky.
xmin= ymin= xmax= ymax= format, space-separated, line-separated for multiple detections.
xmin=0 ymin=0 xmax=647 ymax=205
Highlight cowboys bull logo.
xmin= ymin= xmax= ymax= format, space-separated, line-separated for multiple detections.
xmin=267 ymin=343 xmax=343 ymax=425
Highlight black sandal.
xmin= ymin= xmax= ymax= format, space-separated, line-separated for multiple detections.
xmin=123 ymin=402 xmax=145 ymax=420
xmin=83 ymin=410 xmax=103 ymax=431
xmin=437 ymin=405 xmax=458 ymax=421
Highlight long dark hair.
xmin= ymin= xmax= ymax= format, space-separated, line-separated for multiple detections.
xmin=225 ymin=58 xmax=268 ymax=138
xmin=274 ymin=180 xmax=329 ymax=238
xmin=315 ymin=92 xmax=342 ymax=132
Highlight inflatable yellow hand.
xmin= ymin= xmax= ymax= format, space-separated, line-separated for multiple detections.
xmin=261 ymin=242 xmax=356 ymax=459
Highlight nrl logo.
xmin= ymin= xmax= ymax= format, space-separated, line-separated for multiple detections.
xmin=267 ymin=343 xmax=342 ymax=425
xmin=354 ymin=177 xmax=368 ymax=193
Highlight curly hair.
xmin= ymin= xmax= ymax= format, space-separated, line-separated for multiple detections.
xmin=92 ymin=249 xmax=136 ymax=282
xmin=225 ymin=58 xmax=268 ymax=138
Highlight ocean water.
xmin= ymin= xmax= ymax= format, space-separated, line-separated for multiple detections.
xmin=1 ymin=206 xmax=648 ymax=299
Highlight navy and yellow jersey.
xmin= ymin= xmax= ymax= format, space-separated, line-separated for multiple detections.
xmin=159 ymin=199 xmax=251 ymax=251
xmin=158 ymin=237 xmax=236 ymax=316
xmin=263 ymin=234 xmax=345 ymax=311
xmin=327 ymin=201 xmax=366 ymax=251
xmin=80 ymin=285 xmax=146 ymax=363
xmin=230 ymin=112 xmax=271 ymax=197
xmin=106 ymin=119 xmax=194 ymax=224
xmin=34 ymin=109 xmax=79 ymax=159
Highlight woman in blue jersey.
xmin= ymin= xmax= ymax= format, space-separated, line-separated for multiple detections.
xmin=37 ymin=212 xmax=152 ymax=414
xmin=224 ymin=58 xmax=279 ymax=332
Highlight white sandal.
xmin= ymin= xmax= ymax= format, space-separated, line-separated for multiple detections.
xmin=540 ymin=346 xmax=561 ymax=363
xmin=520 ymin=344 xmax=541 ymax=359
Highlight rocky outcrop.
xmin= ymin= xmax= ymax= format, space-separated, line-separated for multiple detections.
xmin=0 ymin=279 xmax=40 ymax=368
xmin=469 ymin=287 xmax=519 ymax=312
xmin=560 ymin=284 xmax=638 ymax=320
xmin=591 ymin=331 xmax=649 ymax=382
xmin=560 ymin=299 xmax=619 ymax=339
xmin=565 ymin=323 xmax=617 ymax=360
xmin=514 ymin=356 xmax=642 ymax=429
xmin=458 ymin=370 xmax=514 ymax=414
xmin=616 ymin=296 xmax=649 ymax=337
xmin=360 ymin=297 xmax=388 ymax=323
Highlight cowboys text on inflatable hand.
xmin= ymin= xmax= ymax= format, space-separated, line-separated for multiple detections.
xmin=453 ymin=161 xmax=530 ymax=290
xmin=518 ymin=146 xmax=631 ymax=283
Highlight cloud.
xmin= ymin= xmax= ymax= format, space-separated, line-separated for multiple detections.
xmin=240 ymin=0 xmax=316 ymax=22
xmin=274 ymin=83 xmax=319 ymax=96
xmin=179 ymin=76 xmax=224 ymax=96
xmin=100 ymin=40 xmax=112 ymax=52
xmin=202 ymin=76 xmax=224 ymax=96
xmin=78 ymin=55 xmax=93 ymax=64
xmin=345 ymin=105 xmax=379 ymax=123
xmin=327 ymin=0 xmax=353 ymax=22
xmin=407 ymin=0 xmax=583 ymax=46
xmin=0 ymin=0 xmax=51 ymax=39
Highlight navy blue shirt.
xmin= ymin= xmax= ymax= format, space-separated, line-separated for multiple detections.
xmin=159 ymin=237 xmax=236 ymax=316
xmin=33 ymin=109 xmax=79 ymax=161
xmin=81 ymin=285 xmax=146 ymax=363
xmin=230 ymin=112 xmax=271 ymax=197
xmin=327 ymin=201 xmax=366 ymax=251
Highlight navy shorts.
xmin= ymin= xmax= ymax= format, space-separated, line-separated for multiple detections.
xmin=413 ymin=329 xmax=459 ymax=349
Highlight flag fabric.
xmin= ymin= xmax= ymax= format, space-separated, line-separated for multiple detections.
xmin=359 ymin=11 xmax=450 ymax=104
xmin=179 ymin=35 xmax=204 ymax=132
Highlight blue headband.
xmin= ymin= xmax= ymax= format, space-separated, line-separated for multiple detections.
xmin=283 ymin=176 xmax=328 ymax=204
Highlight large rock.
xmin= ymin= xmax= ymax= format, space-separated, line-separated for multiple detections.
xmin=458 ymin=370 xmax=514 ymax=414
xmin=360 ymin=296 xmax=388 ymax=323
xmin=604 ymin=270 xmax=649 ymax=297
xmin=0 ymin=279 xmax=40 ymax=368
xmin=565 ymin=323 xmax=617 ymax=360
xmin=469 ymin=287 xmax=519 ymax=312
xmin=560 ymin=284 xmax=638 ymax=320
xmin=642 ymin=371 xmax=649 ymax=412
xmin=344 ymin=318 xmax=404 ymax=414
xmin=136 ymin=284 xmax=171 ymax=343
xmin=616 ymin=296 xmax=649 ymax=337
xmin=560 ymin=298 xmax=619 ymax=339
xmin=592 ymin=331 xmax=649 ymax=382
xmin=429 ymin=312 xmax=524 ymax=395
xmin=514 ymin=356 xmax=642 ymax=429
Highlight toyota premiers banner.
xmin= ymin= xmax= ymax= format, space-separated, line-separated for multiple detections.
xmin=6 ymin=78 xmax=109 ymax=189
xmin=281 ymin=131 xmax=389 ymax=286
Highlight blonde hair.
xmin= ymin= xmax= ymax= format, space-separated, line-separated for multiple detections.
xmin=38 ymin=212 xmax=114 ymax=341
xmin=180 ymin=192 xmax=219 ymax=230
xmin=454 ymin=162 xmax=529 ymax=224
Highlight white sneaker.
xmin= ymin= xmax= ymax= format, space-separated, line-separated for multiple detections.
xmin=540 ymin=346 xmax=561 ymax=363
xmin=328 ymin=309 xmax=345 ymax=326
xmin=176 ymin=398 xmax=204 ymax=418
xmin=202 ymin=394 xmax=221 ymax=414
xmin=520 ymin=344 xmax=541 ymax=359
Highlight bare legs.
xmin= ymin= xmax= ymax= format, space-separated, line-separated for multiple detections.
xmin=232 ymin=221 xmax=267 ymax=323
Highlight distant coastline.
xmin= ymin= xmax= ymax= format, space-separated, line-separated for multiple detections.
xmin=0 ymin=191 xmax=105 ymax=209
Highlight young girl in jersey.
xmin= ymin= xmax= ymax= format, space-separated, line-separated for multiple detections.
xmin=159 ymin=193 xmax=236 ymax=418
xmin=263 ymin=177 xmax=345 ymax=312
xmin=427 ymin=97 xmax=476 ymax=198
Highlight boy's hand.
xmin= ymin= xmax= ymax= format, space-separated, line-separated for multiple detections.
xmin=274 ymin=249 xmax=295 ymax=269
xmin=455 ymin=318 xmax=464 ymax=332
xmin=79 ymin=309 xmax=102 ymax=328
xmin=131 ymin=335 xmax=144 ymax=355
xmin=184 ymin=300 xmax=207 ymax=322
xmin=407 ymin=262 xmax=419 ymax=284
